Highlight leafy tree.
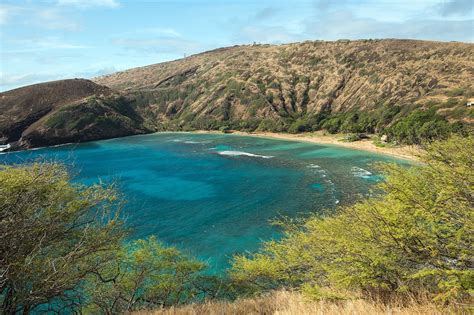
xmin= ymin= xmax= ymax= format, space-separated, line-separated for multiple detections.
xmin=288 ymin=118 xmax=310 ymax=134
xmin=321 ymin=116 xmax=343 ymax=134
xmin=0 ymin=163 xmax=215 ymax=314
xmin=386 ymin=108 xmax=456 ymax=144
xmin=257 ymin=119 xmax=286 ymax=132
xmin=0 ymin=163 xmax=126 ymax=314
xmin=231 ymin=136 xmax=474 ymax=303
xmin=85 ymin=237 xmax=207 ymax=314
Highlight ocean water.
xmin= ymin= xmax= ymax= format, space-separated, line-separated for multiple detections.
xmin=0 ymin=133 xmax=409 ymax=273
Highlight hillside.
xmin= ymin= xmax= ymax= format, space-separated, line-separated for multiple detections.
xmin=95 ymin=39 xmax=474 ymax=132
xmin=0 ymin=79 xmax=149 ymax=150
xmin=1 ymin=39 xmax=473 ymax=150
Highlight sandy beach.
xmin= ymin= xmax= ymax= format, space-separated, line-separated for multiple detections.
xmin=194 ymin=130 xmax=421 ymax=161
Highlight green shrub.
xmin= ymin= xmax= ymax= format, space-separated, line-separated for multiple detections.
xmin=386 ymin=108 xmax=460 ymax=144
xmin=231 ymin=136 xmax=474 ymax=303
xmin=85 ymin=237 xmax=206 ymax=313
xmin=0 ymin=163 xmax=126 ymax=313
xmin=0 ymin=163 xmax=215 ymax=314
xmin=257 ymin=119 xmax=285 ymax=132
xmin=447 ymin=87 xmax=465 ymax=97
xmin=288 ymin=118 xmax=310 ymax=134
xmin=321 ymin=116 xmax=342 ymax=134
xmin=45 ymin=110 xmax=70 ymax=128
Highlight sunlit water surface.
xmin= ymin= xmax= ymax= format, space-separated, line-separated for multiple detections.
xmin=0 ymin=133 xmax=410 ymax=272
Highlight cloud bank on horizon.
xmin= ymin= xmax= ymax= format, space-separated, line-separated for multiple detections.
xmin=0 ymin=0 xmax=473 ymax=91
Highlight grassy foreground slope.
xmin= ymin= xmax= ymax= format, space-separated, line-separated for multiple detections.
xmin=135 ymin=290 xmax=460 ymax=315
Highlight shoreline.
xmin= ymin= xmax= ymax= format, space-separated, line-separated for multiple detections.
xmin=2 ymin=131 xmax=421 ymax=161
xmin=193 ymin=130 xmax=421 ymax=161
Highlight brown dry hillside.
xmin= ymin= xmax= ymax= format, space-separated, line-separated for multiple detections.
xmin=95 ymin=39 xmax=474 ymax=129
xmin=1 ymin=39 xmax=473 ymax=150
xmin=0 ymin=79 xmax=149 ymax=149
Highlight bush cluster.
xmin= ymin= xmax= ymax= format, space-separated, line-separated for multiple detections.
xmin=0 ymin=164 xmax=221 ymax=314
xmin=231 ymin=136 xmax=474 ymax=303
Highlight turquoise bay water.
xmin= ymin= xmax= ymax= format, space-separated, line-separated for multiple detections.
xmin=0 ymin=133 xmax=408 ymax=272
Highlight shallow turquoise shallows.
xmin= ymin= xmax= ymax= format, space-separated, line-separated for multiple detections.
xmin=0 ymin=133 xmax=410 ymax=273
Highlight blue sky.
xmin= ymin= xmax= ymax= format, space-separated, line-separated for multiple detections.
xmin=0 ymin=0 xmax=473 ymax=91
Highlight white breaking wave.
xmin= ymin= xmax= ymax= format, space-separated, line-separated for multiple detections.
xmin=167 ymin=139 xmax=209 ymax=144
xmin=0 ymin=144 xmax=11 ymax=152
xmin=351 ymin=166 xmax=372 ymax=178
xmin=307 ymin=164 xmax=321 ymax=168
xmin=217 ymin=151 xmax=274 ymax=159
xmin=184 ymin=140 xmax=210 ymax=144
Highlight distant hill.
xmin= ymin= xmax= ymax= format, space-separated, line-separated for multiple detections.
xmin=0 ymin=79 xmax=148 ymax=150
xmin=95 ymin=39 xmax=473 ymax=127
xmin=1 ymin=39 xmax=473 ymax=150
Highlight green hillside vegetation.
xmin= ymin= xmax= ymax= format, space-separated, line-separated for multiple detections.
xmin=1 ymin=136 xmax=473 ymax=314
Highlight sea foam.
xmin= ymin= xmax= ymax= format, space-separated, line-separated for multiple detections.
xmin=351 ymin=166 xmax=373 ymax=178
xmin=217 ymin=150 xmax=274 ymax=159
xmin=184 ymin=140 xmax=210 ymax=144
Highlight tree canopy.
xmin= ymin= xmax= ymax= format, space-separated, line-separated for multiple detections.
xmin=85 ymin=237 xmax=206 ymax=314
xmin=0 ymin=163 xmax=210 ymax=314
xmin=231 ymin=136 xmax=474 ymax=303
xmin=0 ymin=163 xmax=126 ymax=313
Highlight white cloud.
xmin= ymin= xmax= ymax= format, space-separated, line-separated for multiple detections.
xmin=0 ymin=72 xmax=65 ymax=91
xmin=0 ymin=65 xmax=119 ymax=92
xmin=0 ymin=5 xmax=80 ymax=31
xmin=304 ymin=10 xmax=474 ymax=42
xmin=231 ymin=1 xmax=474 ymax=44
xmin=34 ymin=8 xmax=80 ymax=31
xmin=0 ymin=6 xmax=9 ymax=25
xmin=4 ymin=37 xmax=91 ymax=53
xmin=438 ymin=0 xmax=474 ymax=17
xmin=111 ymin=27 xmax=203 ymax=55
xmin=135 ymin=27 xmax=182 ymax=38
xmin=235 ymin=25 xmax=303 ymax=44
xmin=57 ymin=0 xmax=120 ymax=8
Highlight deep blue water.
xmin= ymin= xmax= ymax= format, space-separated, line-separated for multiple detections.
xmin=0 ymin=133 xmax=409 ymax=272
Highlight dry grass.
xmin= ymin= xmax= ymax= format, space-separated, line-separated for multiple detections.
xmin=96 ymin=39 xmax=474 ymax=122
xmin=134 ymin=290 xmax=469 ymax=315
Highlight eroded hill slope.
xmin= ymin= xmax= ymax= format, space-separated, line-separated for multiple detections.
xmin=95 ymin=39 xmax=473 ymax=131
